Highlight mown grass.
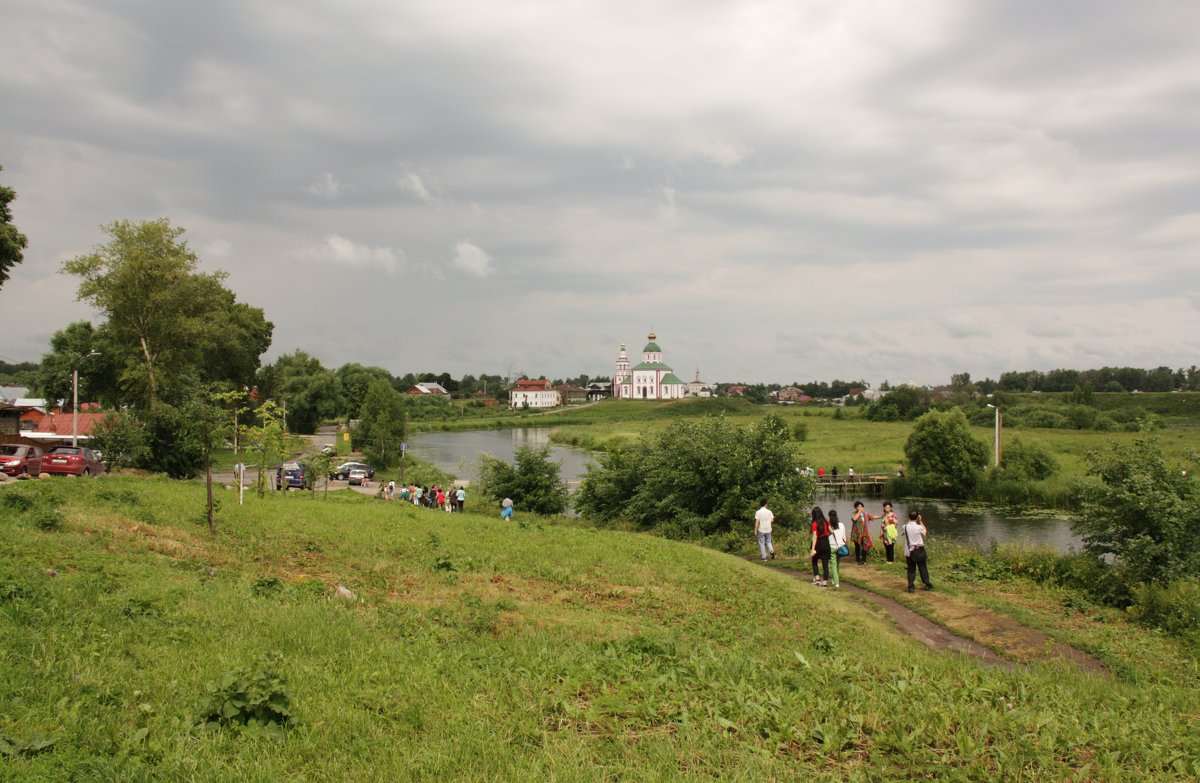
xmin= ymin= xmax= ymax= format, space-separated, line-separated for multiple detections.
xmin=2 ymin=476 xmax=1199 ymax=780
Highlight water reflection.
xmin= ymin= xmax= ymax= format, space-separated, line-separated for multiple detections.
xmin=813 ymin=496 xmax=1081 ymax=553
xmin=407 ymin=429 xmax=594 ymax=487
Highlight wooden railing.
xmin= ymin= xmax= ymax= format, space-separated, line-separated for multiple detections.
xmin=814 ymin=474 xmax=890 ymax=495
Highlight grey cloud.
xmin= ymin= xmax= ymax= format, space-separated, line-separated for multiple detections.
xmin=3 ymin=1 xmax=1200 ymax=384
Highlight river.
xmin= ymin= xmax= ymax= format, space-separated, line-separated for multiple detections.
xmin=407 ymin=429 xmax=1081 ymax=553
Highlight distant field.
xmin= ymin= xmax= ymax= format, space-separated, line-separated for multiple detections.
xmin=2 ymin=476 xmax=1198 ymax=779
xmin=540 ymin=396 xmax=1200 ymax=480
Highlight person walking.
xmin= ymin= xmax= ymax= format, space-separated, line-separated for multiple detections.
xmin=387 ymin=480 xmax=396 ymax=500
xmin=850 ymin=501 xmax=875 ymax=564
xmin=754 ymin=499 xmax=776 ymax=561
xmin=501 ymin=497 xmax=514 ymax=520
xmin=828 ymin=509 xmax=848 ymax=589
xmin=456 ymin=486 xmax=466 ymax=513
xmin=808 ymin=507 xmax=831 ymax=587
xmin=903 ymin=511 xmax=934 ymax=593
xmin=879 ymin=502 xmax=900 ymax=563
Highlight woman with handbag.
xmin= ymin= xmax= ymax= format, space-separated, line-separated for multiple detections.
xmin=827 ymin=509 xmax=849 ymax=589
xmin=903 ymin=511 xmax=934 ymax=593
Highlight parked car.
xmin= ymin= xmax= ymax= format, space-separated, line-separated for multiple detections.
xmin=330 ymin=461 xmax=375 ymax=481
xmin=0 ymin=444 xmax=43 ymax=477
xmin=347 ymin=468 xmax=367 ymax=486
xmin=276 ymin=461 xmax=309 ymax=490
xmin=40 ymin=445 xmax=106 ymax=476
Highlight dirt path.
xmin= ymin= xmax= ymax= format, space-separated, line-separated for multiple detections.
xmin=770 ymin=561 xmax=1106 ymax=674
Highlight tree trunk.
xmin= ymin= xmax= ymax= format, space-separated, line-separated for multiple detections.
xmin=206 ymin=462 xmax=215 ymax=535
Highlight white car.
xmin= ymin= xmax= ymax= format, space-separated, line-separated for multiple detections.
xmin=347 ymin=469 xmax=367 ymax=486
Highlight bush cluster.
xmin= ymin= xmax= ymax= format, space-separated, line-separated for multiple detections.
xmin=575 ymin=414 xmax=815 ymax=536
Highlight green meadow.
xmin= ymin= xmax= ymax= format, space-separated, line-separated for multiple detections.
xmin=3 ymin=476 xmax=1199 ymax=780
xmin=505 ymin=396 xmax=1199 ymax=494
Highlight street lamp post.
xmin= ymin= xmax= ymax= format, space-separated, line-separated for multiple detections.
xmin=234 ymin=386 xmax=248 ymax=506
xmin=72 ymin=350 xmax=101 ymax=447
xmin=986 ymin=403 xmax=1002 ymax=468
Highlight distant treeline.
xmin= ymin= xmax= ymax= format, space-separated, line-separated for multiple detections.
xmin=0 ymin=359 xmax=38 ymax=387
xmin=994 ymin=366 xmax=1198 ymax=394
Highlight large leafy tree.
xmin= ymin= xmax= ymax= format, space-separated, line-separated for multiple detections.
xmin=61 ymin=219 xmax=272 ymax=407
xmin=0 ymin=165 xmax=28 ymax=290
xmin=336 ymin=363 xmax=395 ymax=420
xmin=354 ymin=379 xmax=407 ymax=468
xmin=903 ymin=408 xmax=989 ymax=497
xmin=264 ymin=350 xmax=341 ymax=434
xmin=35 ymin=321 xmax=119 ymax=408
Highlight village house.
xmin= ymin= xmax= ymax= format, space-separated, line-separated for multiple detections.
xmin=509 ymin=378 xmax=560 ymax=409
xmin=586 ymin=381 xmax=611 ymax=401
xmin=555 ymin=384 xmax=587 ymax=404
xmin=776 ymin=387 xmax=812 ymax=404
xmin=406 ymin=382 xmax=449 ymax=396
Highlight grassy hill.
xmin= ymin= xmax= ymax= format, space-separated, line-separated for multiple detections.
xmin=3 ymin=477 xmax=1198 ymax=780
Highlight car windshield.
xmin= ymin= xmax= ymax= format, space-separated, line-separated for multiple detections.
xmin=49 ymin=447 xmax=82 ymax=455
xmin=0 ymin=445 xmax=23 ymax=456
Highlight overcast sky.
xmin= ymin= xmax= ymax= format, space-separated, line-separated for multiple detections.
xmin=2 ymin=0 xmax=1199 ymax=386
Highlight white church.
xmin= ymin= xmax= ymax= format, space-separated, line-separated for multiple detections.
xmin=612 ymin=332 xmax=690 ymax=400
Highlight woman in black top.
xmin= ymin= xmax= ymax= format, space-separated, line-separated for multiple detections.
xmin=808 ymin=506 xmax=832 ymax=587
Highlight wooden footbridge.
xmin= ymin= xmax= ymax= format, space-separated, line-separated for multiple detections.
xmin=815 ymin=474 xmax=890 ymax=496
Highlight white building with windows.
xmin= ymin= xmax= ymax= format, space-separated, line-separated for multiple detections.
xmin=509 ymin=378 xmax=560 ymax=409
xmin=612 ymin=332 xmax=688 ymax=400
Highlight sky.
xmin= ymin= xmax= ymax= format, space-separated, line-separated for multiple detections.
xmin=2 ymin=0 xmax=1199 ymax=386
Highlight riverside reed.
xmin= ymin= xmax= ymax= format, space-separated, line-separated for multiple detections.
xmin=3 ymin=476 xmax=1199 ymax=780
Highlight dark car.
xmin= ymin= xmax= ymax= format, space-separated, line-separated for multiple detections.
xmin=330 ymin=461 xmax=375 ymax=481
xmin=41 ymin=445 xmax=106 ymax=476
xmin=276 ymin=461 xmax=310 ymax=490
xmin=0 ymin=444 xmax=43 ymax=477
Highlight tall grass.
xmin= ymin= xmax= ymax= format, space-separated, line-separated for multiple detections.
xmin=3 ymin=476 xmax=1198 ymax=780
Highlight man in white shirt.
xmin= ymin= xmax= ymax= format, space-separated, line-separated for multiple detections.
xmin=754 ymin=499 xmax=776 ymax=561
xmin=903 ymin=511 xmax=934 ymax=593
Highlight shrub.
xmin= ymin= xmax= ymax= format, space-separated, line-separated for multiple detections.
xmin=1000 ymin=437 xmax=1058 ymax=480
xmin=0 ymin=491 xmax=35 ymax=514
xmin=1074 ymin=438 xmax=1199 ymax=588
xmin=1129 ymin=580 xmax=1200 ymax=641
xmin=576 ymin=414 xmax=815 ymax=536
xmin=30 ymin=507 xmax=63 ymax=532
xmin=865 ymin=385 xmax=931 ymax=421
xmin=476 ymin=444 xmax=568 ymax=515
xmin=89 ymin=411 xmax=150 ymax=470
xmin=200 ymin=652 xmax=293 ymax=729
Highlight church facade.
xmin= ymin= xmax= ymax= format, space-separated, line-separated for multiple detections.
xmin=612 ymin=332 xmax=689 ymax=400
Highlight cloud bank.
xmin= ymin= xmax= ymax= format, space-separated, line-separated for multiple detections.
xmin=1 ymin=0 xmax=1198 ymax=384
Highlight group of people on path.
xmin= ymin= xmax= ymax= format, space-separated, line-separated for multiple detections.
xmin=383 ymin=481 xmax=466 ymax=512
xmin=377 ymin=480 xmax=519 ymax=522
xmin=754 ymin=499 xmax=934 ymax=594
